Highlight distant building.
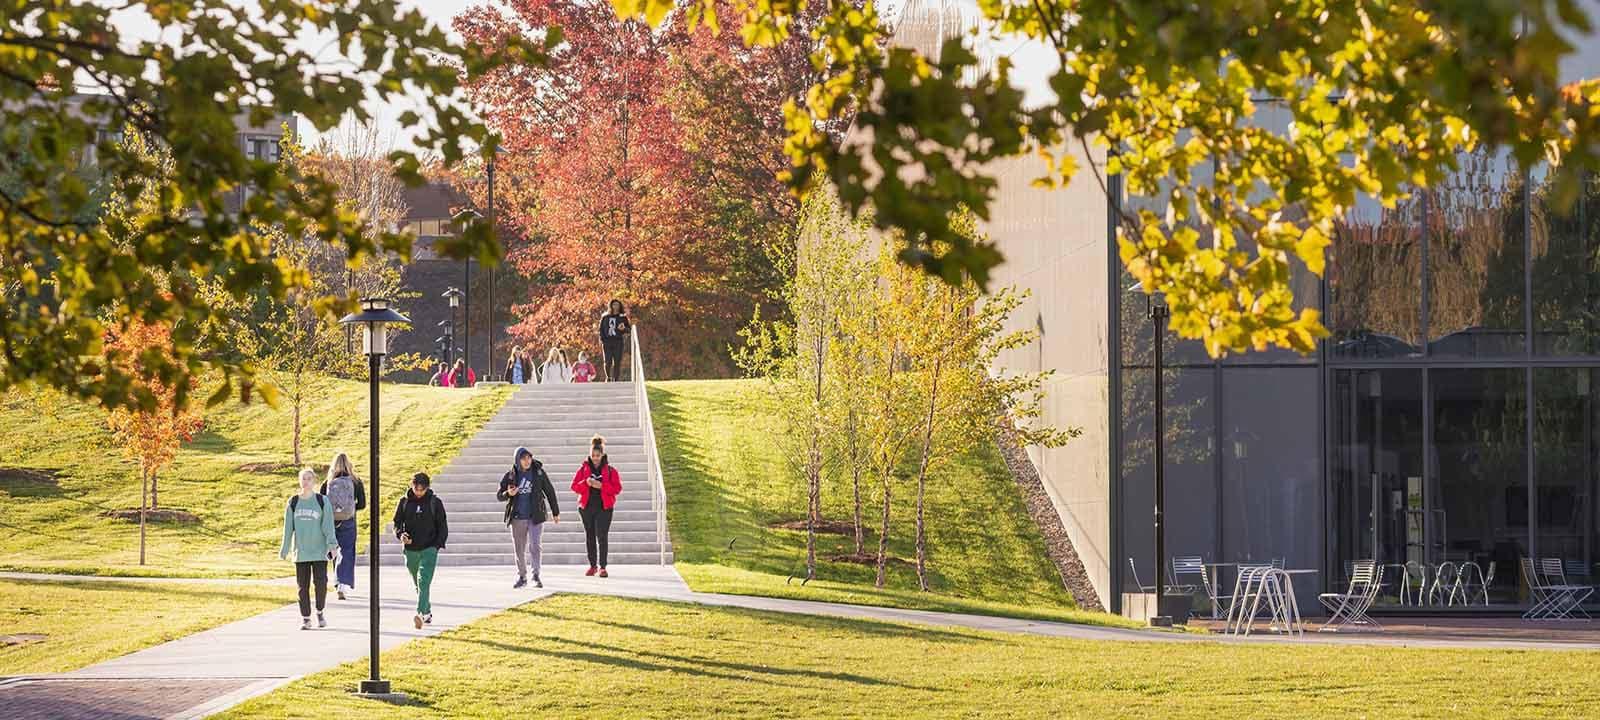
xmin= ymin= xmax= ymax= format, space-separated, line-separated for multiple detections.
xmin=894 ymin=0 xmax=1600 ymax=618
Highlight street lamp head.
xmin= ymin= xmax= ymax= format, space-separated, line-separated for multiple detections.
xmin=442 ymin=287 xmax=463 ymax=309
xmin=339 ymin=297 xmax=410 ymax=357
xmin=452 ymin=208 xmax=482 ymax=230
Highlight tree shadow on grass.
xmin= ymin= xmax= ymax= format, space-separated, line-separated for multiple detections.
xmin=443 ymin=633 xmax=940 ymax=692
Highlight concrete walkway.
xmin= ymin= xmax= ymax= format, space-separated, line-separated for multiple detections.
xmin=8 ymin=564 xmax=1600 ymax=719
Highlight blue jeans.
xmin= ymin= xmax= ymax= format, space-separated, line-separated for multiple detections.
xmin=334 ymin=519 xmax=357 ymax=587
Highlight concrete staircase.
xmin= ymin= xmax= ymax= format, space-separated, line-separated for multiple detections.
xmin=364 ymin=381 xmax=673 ymax=567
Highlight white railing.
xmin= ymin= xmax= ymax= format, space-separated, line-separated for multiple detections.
xmin=630 ymin=324 xmax=669 ymax=564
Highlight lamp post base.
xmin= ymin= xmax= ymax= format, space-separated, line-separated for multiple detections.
xmin=1148 ymin=616 xmax=1174 ymax=628
xmin=357 ymin=679 xmax=392 ymax=695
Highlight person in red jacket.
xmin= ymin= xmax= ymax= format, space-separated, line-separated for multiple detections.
xmin=572 ymin=434 xmax=622 ymax=577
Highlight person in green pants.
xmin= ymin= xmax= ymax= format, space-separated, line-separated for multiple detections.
xmin=393 ymin=472 xmax=448 ymax=629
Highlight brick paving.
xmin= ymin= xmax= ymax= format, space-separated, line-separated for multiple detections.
xmin=3 ymin=678 xmax=256 ymax=720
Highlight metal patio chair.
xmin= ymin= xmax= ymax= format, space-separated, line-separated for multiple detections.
xmin=1170 ymin=556 xmax=1218 ymax=615
xmin=1398 ymin=562 xmax=1428 ymax=606
xmin=1455 ymin=561 xmax=1495 ymax=607
xmin=1427 ymin=561 xmax=1461 ymax=607
xmin=1543 ymin=558 xmax=1594 ymax=620
xmin=1521 ymin=558 xmax=1591 ymax=621
xmin=1225 ymin=565 xmax=1278 ymax=636
xmin=1320 ymin=560 xmax=1384 ymax=632
xmin=1127 ymin=557 xmax=1156 ymax=593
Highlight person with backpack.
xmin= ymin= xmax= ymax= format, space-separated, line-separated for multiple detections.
xmin=598 ymin=300 xmax=631 ymax=382
xmin=394 ymin=472 xmax=448 ymax=629
xmin=319 ymin=453 xmax=366 ymax=600
xmin=497 ymin=447 xmax=560 ymax=589
xmin=280 ymin=467 xmax=337 ymax=630
xmin=571 ymin=435 xmax=622 ymax=577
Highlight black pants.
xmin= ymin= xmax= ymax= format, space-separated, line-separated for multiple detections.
xmin=602 ymin=341 xmax=624 ymax=382
xmin=296 ymin=560 xmax=328 ymax=617
xmin=580 ymin=505 xmax=614 ymax=568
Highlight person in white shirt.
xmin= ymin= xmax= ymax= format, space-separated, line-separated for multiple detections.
xmin=540 ymin=347 xmax=571 ymax=384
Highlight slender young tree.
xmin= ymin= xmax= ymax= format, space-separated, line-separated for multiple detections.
xmin=104 ymin=319 xmax=203 ymax=564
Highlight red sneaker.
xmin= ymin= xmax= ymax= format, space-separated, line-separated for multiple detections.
xmin=599 ymin=568 xmax=609 ymax=578
xmin=585 ymin=566 xmax=598 ymax=577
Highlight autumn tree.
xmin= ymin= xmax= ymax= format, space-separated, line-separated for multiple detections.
xmin=896 ymin=215 xmax=1074 ymax=590
xmin=736 ymin=191 xmax=869 ymax=581
xmin=455 ymin=0 xmax=832 ymax=376
xmin=104 ymin=319 xmax=203 ymax=565
xmin=613 ymin=0 xmax=1600 ymax=361
xmin=2 ymin=1 xmax=547 ymax=410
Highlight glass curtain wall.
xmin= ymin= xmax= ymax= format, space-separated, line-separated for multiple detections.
xmin=1326 ymin=153 xmax=1600 ymax=610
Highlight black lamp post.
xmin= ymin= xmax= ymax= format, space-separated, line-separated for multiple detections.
xmin=451 ymin=211 xmax=480 ymax=380
xmin=486 ymin=151 xmax=497 ymax=377
xmin=1147 ymin=289 xmax=1172 ymax=626
xmin=339 ymin=297 xmax=409 ymax=696
xmin=442 ymin=287 xmax=463 ymax=372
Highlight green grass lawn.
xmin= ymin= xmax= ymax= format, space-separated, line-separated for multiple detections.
xmin=648 ymin=379 xmax=1124 ymax=628
xmin=0 ymin=578 xmax=290 ymax=675
xmin=216 ymin=595 xmax=1600 ymax=719
xmin=0 ymin=380 xmax=511 ymax=578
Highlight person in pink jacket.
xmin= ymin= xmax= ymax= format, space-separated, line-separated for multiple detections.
xmin=571 ymin=435 xmax=622 ymax=577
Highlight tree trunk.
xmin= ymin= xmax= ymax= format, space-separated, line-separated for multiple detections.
xmin=806 ymin=334 xmax=824 ymax=581
xmin=914 ymin=356 xmax=941 ymax=591
xmin=848 ymin=408 xmax=864 ymax=555
xmin=139 ymin=468 xmax=148 ymax=565
xmin=292 ymin=396 xmax=302 ymax=467
xmin=875 ymin=471 xmax=891 ymax=588
xmin=150 ymin=466 xmax=158 ymax=509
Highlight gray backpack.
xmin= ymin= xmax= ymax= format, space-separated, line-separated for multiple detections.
xmin=327 ymin=475 xmax=358 ymax=521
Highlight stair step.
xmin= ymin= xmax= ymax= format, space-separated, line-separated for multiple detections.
xmin=359 ymin=551 xmax=674 ymax=566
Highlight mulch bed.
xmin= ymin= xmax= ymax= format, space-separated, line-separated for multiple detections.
xmin=767 ymin=518 xmax=857 ymax=535
xmin=995 ymin=429 xmax=1105 ymax=611
xmin=237 ymin=462 xmax=327 ymax=474
xmin=100 ymin=508 xmax=202 ymax=525
xmin=0 ymin=467 xmax=58 ymax=488
xmin=0 ymin=634 xmax=47 ymax=647
xmin=824 ymin=552 xmax=911 ymax=568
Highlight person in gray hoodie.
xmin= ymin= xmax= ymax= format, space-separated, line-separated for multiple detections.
xmin=497 ymin=447 xmax=560 ymax=588
xmin=280 ymin=467 xmax=337 ymax=630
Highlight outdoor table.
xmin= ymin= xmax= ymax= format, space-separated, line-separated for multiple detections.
xmin=1204 ymin=563 xmax=1238 ymax=618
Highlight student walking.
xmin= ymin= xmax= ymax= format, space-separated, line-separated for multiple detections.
xmin=498 ymin=447 xmax=560 ymax=588
xmin=504 ymin=346 xmax=528 ymax=384
xmin=394 ymin=472 xmax=448 ymax=629
xmin=540 ymin=347 xmax=571 ymax=384
xmin=319 ymin=453 xmax=366 ymax=600
xmin=598 ymin=300 xmax=631 ymax=382
xmin=450 ymin=358 xmax=476 ymax=388
xmin=280 ymin=468 xmax=337 ymax=630
xmin=571 ymin=351 xmax=597 ymax=383
xmin=572 ymin=435 xmax=622 ymax=577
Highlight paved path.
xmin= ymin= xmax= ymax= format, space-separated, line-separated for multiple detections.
xmin=8 ymin=564 xmax=1600 ymax=719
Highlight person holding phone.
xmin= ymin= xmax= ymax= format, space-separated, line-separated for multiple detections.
xmin=280 ymin=467 xmax=337 ymax=630
xmin=598 ymin=300 xmax=631 ymax=382
xmin=498 ymin=447 xmax=560 ymax=588
xmin=572 ymin=435 xmax=622 ymax=577
xmin=394 ymin=472 xmax=448 ymax=629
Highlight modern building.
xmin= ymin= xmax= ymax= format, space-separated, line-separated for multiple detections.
xmin=894 ymin=0 xmax=1600 ymax=615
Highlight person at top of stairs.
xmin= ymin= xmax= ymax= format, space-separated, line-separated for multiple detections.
xmin=498 ymin=447 xmax=560 ymax=589
xmin=540 ymin=347 xmax=571 ymax=384
xmin=572 ymin=435 xmax=623 ymax=578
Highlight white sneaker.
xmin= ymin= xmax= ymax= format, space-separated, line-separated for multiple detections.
xmin=336 ymin=584 xmax=347 ymax=600
xmin=317 ymin=612 xmax=327 ymax=628
xmin=300 ymin=617 xmax=312 ymax=630
xmin=423 ymin=613 xmax=433 ymax=625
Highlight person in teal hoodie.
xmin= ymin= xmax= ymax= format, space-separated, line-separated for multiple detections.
xmin=281 ymin=467 xmax=337 ymax=630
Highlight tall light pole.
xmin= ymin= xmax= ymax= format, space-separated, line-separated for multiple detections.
xmin=339 ymin=297 xmax=409 ymax=696
xmin=486 ymin=151 xmax=497 ymax=378
xmin=1148 ymin=289 xmax=1171 ymax=626
xmin=452 ymin=210 xmax=481 ymax=383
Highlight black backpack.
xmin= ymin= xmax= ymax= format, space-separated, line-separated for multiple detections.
xmin=290 ymin=494 xmax=326 ymax=512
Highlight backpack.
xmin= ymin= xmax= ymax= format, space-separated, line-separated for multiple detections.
xmin=327 ymin=475 xmax=358 ymax=521
xmin=290 ymin=494 xmax=325 ymax=512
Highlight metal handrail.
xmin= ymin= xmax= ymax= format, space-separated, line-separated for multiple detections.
xmin=629 ymin=324 xmax=668 ymax=564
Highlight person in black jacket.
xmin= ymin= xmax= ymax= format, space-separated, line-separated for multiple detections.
xmin=497 ymin=446 xmax=560 ymax=589
xmin=394 ymin=472 xmax=447 ymax=629
xmin=598 ymin=299 xmax=631 ymax=382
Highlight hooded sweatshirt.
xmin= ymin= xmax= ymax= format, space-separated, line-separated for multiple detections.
xmin=498 ymin=447 xmax=560 ymax=525
xmin=280 ymin=492 xmax=337 ymax=563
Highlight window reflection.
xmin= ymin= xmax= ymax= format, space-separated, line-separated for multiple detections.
xmin=1426 ymin=149 xmax=1526 ymax=357
xmin=1531 ymin=169 xmax=1600 ymax=355
xmin=1328 ymin=194 xmax=1423 ymax=359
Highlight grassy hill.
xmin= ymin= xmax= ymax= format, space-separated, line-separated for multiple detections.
xmin=649 ymin=379 xmax=1118 ymax=626
xmin=0 ymin=379 xmax=512 ymax=578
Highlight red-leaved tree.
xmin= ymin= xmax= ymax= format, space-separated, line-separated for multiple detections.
xmin=104 ymin=318 xmax=204 ymax=565
xmin=454 ymin=0 xmax=834 ymax=376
